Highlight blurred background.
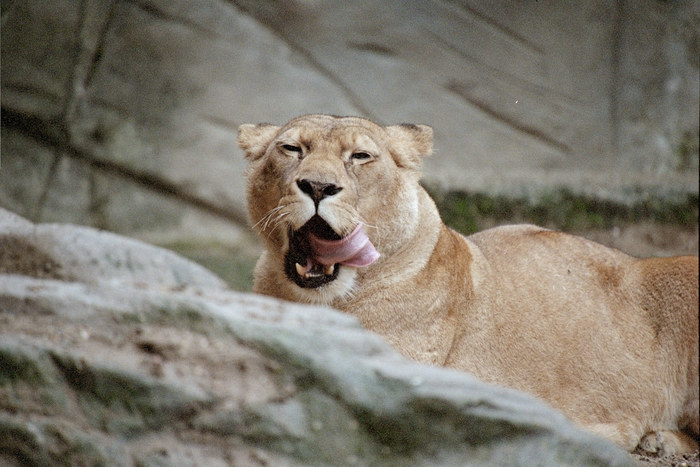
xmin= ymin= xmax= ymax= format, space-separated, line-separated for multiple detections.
xmin=2 ymin=0 xmax=698 ymax=290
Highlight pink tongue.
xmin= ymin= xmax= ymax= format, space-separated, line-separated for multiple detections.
xmin=308 ymin=224 xmax=380 ymax=267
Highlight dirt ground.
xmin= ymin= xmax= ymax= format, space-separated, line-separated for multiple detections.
xmin=632 ymin=449 xmax=699 ymax=467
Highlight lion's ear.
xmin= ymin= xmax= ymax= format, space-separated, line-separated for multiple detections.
xmin=238 ymin=123 xmax=280 ymax=161
xmin=385 ymin=124 xmax=433 ymax=170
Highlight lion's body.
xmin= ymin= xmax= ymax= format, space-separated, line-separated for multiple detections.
xmin=239 ymin=114 xmax=699 ymax=454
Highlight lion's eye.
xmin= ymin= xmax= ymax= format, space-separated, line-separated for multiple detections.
xmin=281 ymin=144 xmax=303 ymax=156
xmin=351 ymin=152 xmax=372 ymax=161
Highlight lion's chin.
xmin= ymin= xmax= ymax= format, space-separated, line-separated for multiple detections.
xmin=285 ymin=268 xmax=357 ymax=305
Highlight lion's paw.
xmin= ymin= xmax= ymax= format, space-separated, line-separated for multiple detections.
xmin=637 ymin=430 xmax=699 ymax=456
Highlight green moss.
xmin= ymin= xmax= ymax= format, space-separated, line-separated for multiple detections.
xmin=0 ymin=418 xmax=121 ymax=466
xmin=0 ymin=417 xmax=51 ymax=466
xmin=148 ymin=303 xmax=226 ymax=334
xmin=0 ymin=346 xmax=48 ymax=386
xmin=425 ymin=185 xmax=698 ymax=235
xmin=115 ymin=302 xmax=230 ymax=338
xmin=43 ymin=423 xmax=113 ymax=467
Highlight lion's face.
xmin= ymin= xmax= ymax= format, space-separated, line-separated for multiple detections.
xmin=239 ymin=114 xmax=433 ymax=303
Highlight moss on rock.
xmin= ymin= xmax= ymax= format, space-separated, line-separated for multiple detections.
xmin=426 ymin=186 xmax=698 ymax=235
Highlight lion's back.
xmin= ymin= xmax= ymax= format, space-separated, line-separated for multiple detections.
xmin=466 ymin=224 xmax=635 ymax=280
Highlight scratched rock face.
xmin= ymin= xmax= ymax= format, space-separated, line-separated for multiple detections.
xmin=1 ymin=0 xmax=697 ymax=243
xmin=0 ymin=208 xmax=634 ymax=466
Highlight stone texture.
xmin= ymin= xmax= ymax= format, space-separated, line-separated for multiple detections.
xmin=1 ymin=0 xmax=697 ymax=244
xmin=0 ymin=208 xmax=227 ymax=289
xmin=0 ymin=209 xmax=635 ymax=465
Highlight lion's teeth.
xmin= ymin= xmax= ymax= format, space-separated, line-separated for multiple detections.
xmin=296 ymin=262 xmax=335 ymax=278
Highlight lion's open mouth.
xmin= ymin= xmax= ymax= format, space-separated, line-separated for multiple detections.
xmin=284 ymin=215 xmax=380 ymax=289
xmin=285 ymin=216 xmax=341 ymax=288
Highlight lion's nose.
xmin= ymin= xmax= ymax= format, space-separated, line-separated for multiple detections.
xmin=297 ymin=179 xmax=343 ymax=206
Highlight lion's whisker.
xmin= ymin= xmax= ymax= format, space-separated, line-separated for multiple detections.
xmin=254 ymin=205 xmax=285 ymax=231
xmin=265 ymin=212 xmax=290 ymax=239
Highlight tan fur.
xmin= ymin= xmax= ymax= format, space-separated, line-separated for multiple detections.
xmin=239 ymin=114 xmax=699 ymax=453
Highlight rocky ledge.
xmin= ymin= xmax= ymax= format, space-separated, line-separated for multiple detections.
xmin=0 ymin=208 xmax=632 ymax=466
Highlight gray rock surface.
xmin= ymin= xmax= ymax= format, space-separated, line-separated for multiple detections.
xmin=1 ymin=0 xmax=697 ymax=244
xmin=0 ymin=209 xmax=634 ymax=465
xmin=0 ymin=209 xmax=227 ymax=289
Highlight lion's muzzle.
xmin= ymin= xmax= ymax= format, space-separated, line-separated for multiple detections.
xmin=284 ymin=215 xmax=379 ymax=289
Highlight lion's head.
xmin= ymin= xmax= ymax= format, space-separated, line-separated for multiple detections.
xmin=238 ymin=114 xmax=433 ymax=303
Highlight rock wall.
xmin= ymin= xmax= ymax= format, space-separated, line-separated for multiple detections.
xmin=1 ymin=0 xmax=698 ymax=244
xmin=0 ymin=207 xmax=635 ymax=465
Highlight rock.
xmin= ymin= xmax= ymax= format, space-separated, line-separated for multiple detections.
xmin=0 ymin=209 xmax=634 ymax=465
xmin=1 ymin=0 xmax=697 ymax=243
xmin=0 ymin=208 xmax=227 ymax=289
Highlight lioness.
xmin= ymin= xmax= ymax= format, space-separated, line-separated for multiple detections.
xmin=238 ymin=114 xmax=699 ymax=454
